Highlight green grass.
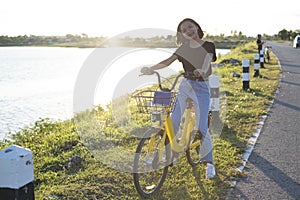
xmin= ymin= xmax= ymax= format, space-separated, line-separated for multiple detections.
xmin=0 ymin=41 xmax=280 ymax=199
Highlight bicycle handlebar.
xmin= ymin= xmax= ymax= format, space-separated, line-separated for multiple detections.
xmin=141 ymin=71 xmax=185 ymax=92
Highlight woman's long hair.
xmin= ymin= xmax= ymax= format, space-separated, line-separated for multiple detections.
xmin=176 ymin=18 xmax=204 ymax=46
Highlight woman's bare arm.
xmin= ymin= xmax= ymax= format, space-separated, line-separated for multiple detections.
xmin=151 ymin=54 xmax=178 ymax=70
xmin=141 ymin=54 xmax=178 ymax=74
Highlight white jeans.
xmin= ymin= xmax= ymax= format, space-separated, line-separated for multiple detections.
xmin=171 ymin=78 xmax=213 ymax=163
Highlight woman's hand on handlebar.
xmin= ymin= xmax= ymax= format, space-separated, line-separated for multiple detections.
xmin=193 ymin=69 xmax=204 ymax=77
xmin=140 ymin=67 xmax=154 ymax=75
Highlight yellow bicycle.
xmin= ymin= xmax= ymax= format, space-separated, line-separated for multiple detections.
xmin=132 ymin=71 xmax=203 ymax=198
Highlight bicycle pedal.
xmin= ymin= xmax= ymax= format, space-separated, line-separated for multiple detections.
xmin=193 ymin=130 xmax=202 ymax=141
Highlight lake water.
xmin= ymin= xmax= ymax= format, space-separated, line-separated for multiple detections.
xmin=0 ymin=47 xmax=230 ymax=139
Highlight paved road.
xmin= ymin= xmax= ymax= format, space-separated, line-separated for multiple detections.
xmin=227 ymin=42 xmax=300 ymax=200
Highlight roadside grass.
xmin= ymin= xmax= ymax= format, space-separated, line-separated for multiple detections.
xmin=0 ymin=41 xmax=280 ymax=199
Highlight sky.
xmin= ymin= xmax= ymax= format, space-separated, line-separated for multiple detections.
xmin=1 ymin=0 xmax=299 ymax=38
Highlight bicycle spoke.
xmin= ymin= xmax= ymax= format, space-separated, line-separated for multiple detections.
xmin=133 ymin=130 xmax=170 ymax=197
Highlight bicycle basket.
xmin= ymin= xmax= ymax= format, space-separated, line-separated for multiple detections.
xmin=132 ymin=90 xmax=177 ymax=114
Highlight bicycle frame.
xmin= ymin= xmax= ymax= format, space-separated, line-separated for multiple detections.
xmin=133 ymin=71 xmax=203 ymax=197
xmin=146 ymin=102 xmax=199 ymax=166
xmin=142 ymin=72 xmax=200 ymax=154
xmin=164 ymin=109 xmax=197 ymax=153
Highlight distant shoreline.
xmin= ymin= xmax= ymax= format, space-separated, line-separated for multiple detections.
xmin=0 ymin=40 xmax=239 ymax=49
xmin=0 ymin=34 xmax=242 ymax=49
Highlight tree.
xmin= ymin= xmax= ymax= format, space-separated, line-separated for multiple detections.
xmin=278 ymin=29 xmax=289 ymax=40
xmin=82 ymin=33 xmax=88 ymax=39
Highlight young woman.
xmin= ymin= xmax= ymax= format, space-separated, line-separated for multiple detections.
xmin=141 ymin=18 xmax=216 ymax=178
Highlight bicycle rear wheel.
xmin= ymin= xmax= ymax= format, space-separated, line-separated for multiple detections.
xmin=133 ymin=129 xmax=171 ymax=198
xmin=186 ymin=130 xmax=201 ymax=166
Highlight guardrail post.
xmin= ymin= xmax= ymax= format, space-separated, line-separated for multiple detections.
xmin=259 ymin=49 xmax=265 ymax=68
xmin=209 ymin=75 xmax=220 ymax=118
xmin=242 ymin=59 xmax=250 ymax=90
xmin=0 ymin=145 xmax=35 ymax=199
xmin=253 ymin=53 xmax=260 ymax=77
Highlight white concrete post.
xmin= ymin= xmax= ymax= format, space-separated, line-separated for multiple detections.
xmin=0 ymin=145 xmax=34 ymax=199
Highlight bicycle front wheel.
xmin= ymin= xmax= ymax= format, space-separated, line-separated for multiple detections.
xmin=133 ymin=129 xmax=171 ymax=198
xmin=186 ymin=130 xmax=201 ymax=166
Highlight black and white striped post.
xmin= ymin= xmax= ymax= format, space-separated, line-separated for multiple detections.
xmin=209 ymin=75 xmax=220 ymax=118
xmin=253 ymin=53 xmax=260 ymax=77
xmin=242 ymin=59 xmax=250 ymax=90
xmin=259 ymin=49 xmax=265 ymax=68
